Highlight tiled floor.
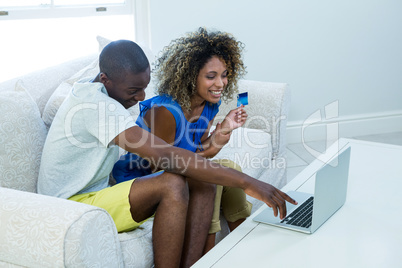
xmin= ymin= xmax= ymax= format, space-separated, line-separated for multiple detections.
xmin=286 ymin=131 xmax=402 ymax=183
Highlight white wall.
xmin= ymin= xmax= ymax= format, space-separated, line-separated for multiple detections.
xmin=148 ymin=0 xmax=402 ymax=143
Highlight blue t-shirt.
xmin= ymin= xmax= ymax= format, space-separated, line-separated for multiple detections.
xmin=112 ymin=95 xmax=220 ymax=183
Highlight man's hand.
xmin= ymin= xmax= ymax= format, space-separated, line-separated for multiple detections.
xmin=115 ymin=126 xmax=296 ymax=220
xmin=244 ymin=179 xmax=297 ymax=219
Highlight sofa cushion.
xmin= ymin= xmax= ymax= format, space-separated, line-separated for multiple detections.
xmin=118 ymin=218 xmax=154 ymax=268
xmin=0 ymin=54 xmax=96 ymax=115
xmin=212 ymin=127 xmax=272 ymax=179
xmin=215 ymin=80 xmax=290 ymax=158
xmin=42 ymin=59 xmax=99 ymax=129
xmin=0 ymin=81 xmax=48 ymax=192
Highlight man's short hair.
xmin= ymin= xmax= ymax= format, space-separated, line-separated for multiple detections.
xmin=99 ymin=40 xmax=149 ymax=81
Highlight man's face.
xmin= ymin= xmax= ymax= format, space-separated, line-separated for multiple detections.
xmin=103 ymin=67 xmax=150 ymax=109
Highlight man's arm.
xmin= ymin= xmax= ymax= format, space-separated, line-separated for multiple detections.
xmin=114 ymin=126 xmax=296 ymax=219
xmin=143 ymin=106 xmax=227 ymax=159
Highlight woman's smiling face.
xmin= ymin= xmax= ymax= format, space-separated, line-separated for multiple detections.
xmin=194 ymin=56 xmax=228 ymax=104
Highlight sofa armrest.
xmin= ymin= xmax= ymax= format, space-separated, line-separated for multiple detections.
xmin=0 ymin=187 xmax=123 ymax=268
xmin=216 ymin=80 xmax=290 ymax=158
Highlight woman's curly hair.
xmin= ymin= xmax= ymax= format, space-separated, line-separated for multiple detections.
xmin=153 ymin=27 xmax=247 ymax=111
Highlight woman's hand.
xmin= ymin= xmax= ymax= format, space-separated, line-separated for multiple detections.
xmin=210 ymin=122 xmax=231 ymax=150
xmin=221 ymin=105 xmax=248 ymax=134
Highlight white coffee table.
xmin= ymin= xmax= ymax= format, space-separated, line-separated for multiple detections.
xmin=193 ymin=138 xmax=402 ymax=267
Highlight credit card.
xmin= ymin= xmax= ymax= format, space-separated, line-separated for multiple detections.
xmin=237 ymin=92 xmax=248 ymax=107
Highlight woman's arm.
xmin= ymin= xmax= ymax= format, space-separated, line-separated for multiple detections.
xmin=142 ymin=105 xmax=176 ymax=145
xmin=141 ymin=105 xmax=245 ymax=160
xmin=140 ymin=106 xmax=176 ymax=171
xmin=142 ymin=105 xmax=228 ymax=159
xmin=197 ymin=105 xmax=248 ymax=158
xmin=220 ymin=105 xmax=248 ymax=135
xmin=196 ymin=121 xmax=230 ymax=158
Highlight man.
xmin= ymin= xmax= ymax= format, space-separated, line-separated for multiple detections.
xmin=38 ymin=40 xmax=296 ymax=268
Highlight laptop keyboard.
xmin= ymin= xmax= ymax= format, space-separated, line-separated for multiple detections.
xmin=281 ymin=196 xmax=314 ymax=228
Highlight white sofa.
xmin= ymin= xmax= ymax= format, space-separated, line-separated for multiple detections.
xmin=0 ymin=51 xmax=290 ymax=267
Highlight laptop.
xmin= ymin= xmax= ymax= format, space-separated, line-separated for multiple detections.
xmin=253 ymin=146 xmax=351 ymax=234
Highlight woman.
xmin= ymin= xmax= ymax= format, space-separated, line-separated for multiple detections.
xmin=113 ymin=27 xmax=251 ymax=253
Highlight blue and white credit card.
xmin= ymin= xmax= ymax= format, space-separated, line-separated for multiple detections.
xmin=237 ymin=92 xmax=248 ymax=107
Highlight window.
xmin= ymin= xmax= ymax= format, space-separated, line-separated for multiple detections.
xmin=0 ymin=0 xmax=131 ymax=19
xmin=1 ymin=0 xmax=125 ymax=5
xmin=0 ymin=0 xmax=138 ymax=82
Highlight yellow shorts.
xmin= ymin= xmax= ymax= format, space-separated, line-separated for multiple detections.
xmin=68 ymin=179 xmax=148 ymax=233
xmin=209 ymin=159 xmax=253 ymax=234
